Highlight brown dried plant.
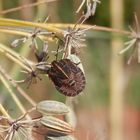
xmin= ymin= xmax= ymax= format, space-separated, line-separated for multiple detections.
xmin=0 ymin=0 xmax=139 ymax=140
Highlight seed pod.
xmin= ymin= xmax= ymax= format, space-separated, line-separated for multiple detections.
xmin=48 ymin=59 xmax=86 ymax=96
xmin=36 ymin=100 xmax=69 ymax=115
xmin=47 ymin=135 xmax=75 ymax=140
xmin=41 ymin=116 xmax=74 ymax=134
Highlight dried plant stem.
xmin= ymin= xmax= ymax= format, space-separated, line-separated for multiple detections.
xmin=65 ymin=98 xmax=77 ymax=128
xmin=0 ymin=18 xmax=63 ymax=37
xmin=110 ymin=0 xmax=124 ymax=140
xmin=0 ymin=28 xmax=53 ymax=42
xmin=47 ymin=23 xmax=131 ymax=35
xmin=94 ymin=25 xmax=130 ymax=35
xmin=0 ymin=73 xmax=30 ymax=119
xmin=138 ymin=41 xmax=140 ymax=63
xmin=0 ymin=18 xmax=131 ymax=40
xmin=0 ymin=104 xmax=11 ymax=118
xmin=0 ymin=44 xmax=31 ymax=72
xmin=0 ymin=22 xmax=131 ymax=41
xmin=76 ymin=0 xmax=86 ymax=13
xmin=18 ymin=107 xmax=36 ymax=121
xmin=0 ymin=28 xmax=30 ymax=36
xmin=0 ymin=65 xmax=36 ymax=107
xmin=0 ymin=0 xmax=57 ymax=15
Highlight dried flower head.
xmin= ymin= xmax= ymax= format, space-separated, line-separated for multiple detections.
xmin=11 ymin=28 xmax=41 ymax=49
xmin=0 ymin=114 xmax=36 ymax=140
xmin=0 ymin=100 xmax=74 ymax=140
xmin=63 ymin=22 xmax=95 ymax=58
xmin=15 ymin=58 xmax=42 ymax=88
xmin=119 ymin=14 xmax=140 ymax=64
xmin=11 ymin=17 xmax=50 ymax=49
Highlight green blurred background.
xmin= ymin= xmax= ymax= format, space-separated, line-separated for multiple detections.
xmin=0 ymin=0 xmax=140 ymax=140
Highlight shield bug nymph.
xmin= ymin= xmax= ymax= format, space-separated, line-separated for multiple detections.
xmin=47 ymin=59 xmax=86 ymax=96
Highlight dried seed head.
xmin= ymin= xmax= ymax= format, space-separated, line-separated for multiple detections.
xmin=119 ymin=14 xmax=140 ymax=64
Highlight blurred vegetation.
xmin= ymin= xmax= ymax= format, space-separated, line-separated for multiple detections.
xmin=0 ymin=0 xmax=140 ymax=114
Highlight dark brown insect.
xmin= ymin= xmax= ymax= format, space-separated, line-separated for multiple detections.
xmin=47 ymin=59 xmax=86 ymax=96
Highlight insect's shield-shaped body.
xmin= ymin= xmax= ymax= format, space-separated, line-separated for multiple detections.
xmin=48 ymin=59 xmax=86 ymax=96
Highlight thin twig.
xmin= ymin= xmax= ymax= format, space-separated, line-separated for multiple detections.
xmin=47 ymin=23 xmax=131 ymax=35
xmin=0 ymin=19 xmax=131 ymax=39
xmin=0 ymin=44 xmax=31 ymax=72
xmin=0 ymin=73 xmax=30 ymax=119
xmin=0 ymin=28 xmax=53 ymax=42
xmin=0 ymin=0 xmax=58 ymax=14
xmin=0 ymin=104 xmax=11 ymax=118
xmin=0 ymin=65 xmax=36 ymax=107
xmin=0 ymin=18 xmax=63 ymax=37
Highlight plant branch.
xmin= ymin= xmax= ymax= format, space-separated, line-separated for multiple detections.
xmin=0 ymin=71 xmax=30 ymax=119
xmin=0 ymin=44 xmax=31 ymax=72
xmin=0 ymin=0 xmax=58 ymax=15
xmin=0 ymin=65 xmax=36 ymax=107
xmin=0 ymin=104 xmax=11 ymax=118
xmin=0 ymin=28 xmax=53 ymax=42
xmin=47 ymin=23 xmax=131 ymax=35
xmin=0 ymin=18 xmax=64 ymax=37
xmin=0 ymin=19 xmax=131 ymax=41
